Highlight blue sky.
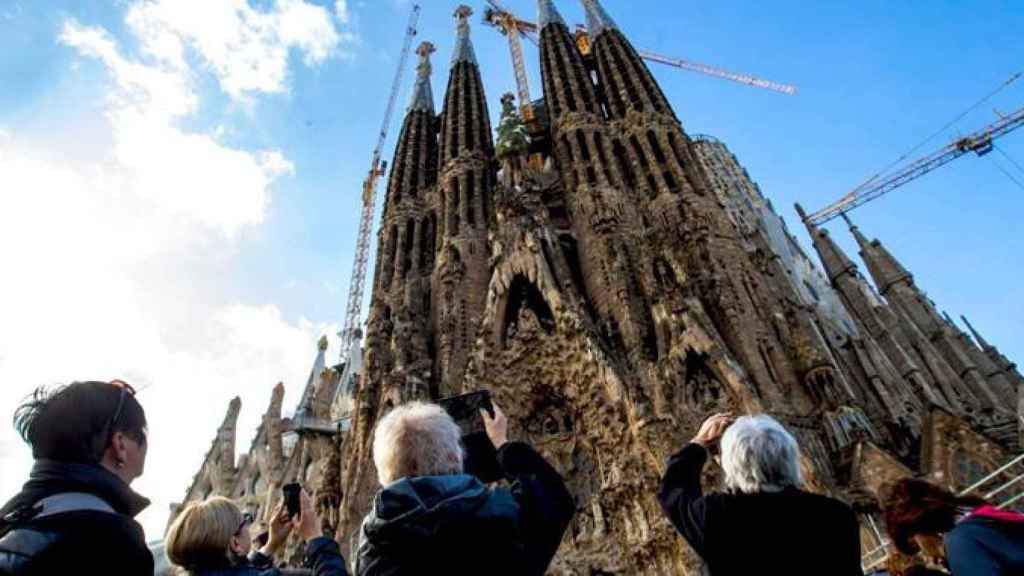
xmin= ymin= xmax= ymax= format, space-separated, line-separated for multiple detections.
xmin=1 ymin=0 xmax=1022 ymax=538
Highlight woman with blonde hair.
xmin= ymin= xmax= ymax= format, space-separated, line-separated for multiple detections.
xmin=165 ymin=488 xmax=348 ymax=575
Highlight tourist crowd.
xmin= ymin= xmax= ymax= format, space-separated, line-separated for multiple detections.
xmin=1 ymin=379 xmax=1022 ymax=575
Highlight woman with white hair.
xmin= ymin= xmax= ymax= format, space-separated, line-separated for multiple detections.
xmin=355 ymin=400 xmax=574 ymax=576
xmin=658 ymin=413 xmax=862 ymax=575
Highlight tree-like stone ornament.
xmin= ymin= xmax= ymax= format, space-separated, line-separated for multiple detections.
xmin=496 ymin=93 xmax=530 ymax=188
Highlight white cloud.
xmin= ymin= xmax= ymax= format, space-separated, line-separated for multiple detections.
xmin=125 ymin=0 xmax=354 ymax=102
xmin=0 ymin=1 xmax=339 ymax=539
xmin=335 ymin=0 xmax=351 ymax=24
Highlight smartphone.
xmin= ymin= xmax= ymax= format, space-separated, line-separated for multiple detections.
xmin=438 ymin=391 xmax=501 ymax=483
xmin=437 ymin=390 xmax=494 ymax=435
xmin=282 ymin=483 xmax=301 ymax=518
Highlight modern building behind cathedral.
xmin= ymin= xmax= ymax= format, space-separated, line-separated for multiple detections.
xmin=173 ymin=1 xmax=1024 ymax=573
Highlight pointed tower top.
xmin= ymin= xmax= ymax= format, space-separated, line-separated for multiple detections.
xmin=842 ymin=212 xmax=873 ymax=251
xmin=409 ymin=41 xmax=436 ymax=112
xmin=538 ymin=0 xmax=566 ymax=29
xmin=221 ymin=396 xmax=242 ymax=427
xmin=797 ymin=204 xmax=859 ymax=282
xmin=317 ymin=334 xmax=329 ymax=351
xmin=451 ymin=6 xmax=477 ymax=65
xmin=580 ymin=0 xmax=618 ymax=36
xmin=961 ymin=315 xmax=993 ymax=349
xmin=843 ymin=214 xmax=913 ymax=292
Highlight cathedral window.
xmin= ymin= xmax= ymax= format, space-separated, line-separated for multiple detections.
xmin=953 ymin=451 xmax=989 ymax=491
xmin=408 ymin=115 xmax=422 ymax=195
xmin=450 ymin=177 xmax=461 ymax=236
xmin=402 ymin=219 xmax=414 ymax=279
xmin=465 ymin=170 xmax=476 ymax=228
xmin=552 ymin=41 xmax=578 ymax=113
xmin=647 ymin=131 xmax=667 ymax=164
xmin=481 ymin=171 xmax=490 ymax=224
xmin=667 ymin=132 xmax=689 ymax=169
xmin=608 ymin=40 xmax=642 ymax=111
xmin=575 ymin=131 xmax=592 ymax=163
xmin=419 ymin=217 xmax=431 ymax=270
xmin=593 ymin=133 xmax=615 ymax=186
xmin=612 ymin=139 xmax=636 ymax=188
xmin=462 ymin=66 xmax=475 ymax=152
xmin=663 ymin=170 xmax=680 ymax=194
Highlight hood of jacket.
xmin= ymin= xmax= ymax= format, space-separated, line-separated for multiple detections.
xmin=1 ymin=459 xmax=150 ymax=519
xmin=361 ymin=474 xmax=518 ymax=547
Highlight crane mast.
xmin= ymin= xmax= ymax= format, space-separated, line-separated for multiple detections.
xmin=483 ymin=1 xmax=538 ymax=122
xmin=804 ymin=105 xmax=1024 ymax=226
xmin=338 ymin=4 xmax=420 ymax=359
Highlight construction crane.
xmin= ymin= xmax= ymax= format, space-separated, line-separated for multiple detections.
xmin=803 ymin=104 xmax=1024 ymax=226
xmin=482 ymin=0 xmax=538 ymax=122
xmin=337 ymin=4 xmax=420 ymax=360
xmin=481 ymin=0 xmax=798 ymax=113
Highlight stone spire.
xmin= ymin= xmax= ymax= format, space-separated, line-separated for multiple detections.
xmin=797 ymin=205 xmax=858 ymax=283
xmin=296 ymin=335 xmax=329 ymax=417
xmin=581 ymin=0 xmax=674 ymax=121
xmin=843 ymin=213 xmax=913 ymax=294
xmin=580 ymin=0 xmax=618 ymax=36
xmin=451 ymin=5 xmax=477 ymax=65
xmin=961 ymin=315 xmax=993 ymax=351
xmin=432 ymin=3 xmax=496 ymax=395
xmin=537 ymin=0 xmax=565 ymax=29
xmin=201 ymin=396 xmax=240 ymax=496
xmin=409 ymin=42 xmax=435 ymax=113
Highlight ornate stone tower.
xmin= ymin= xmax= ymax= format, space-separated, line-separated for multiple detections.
xmin=432 ymin=6 xmax=496 ymax=397
xmin=363 ymin=41 xmax=440 ymax=407
xmin=845 ymin=215 xmax=1008 ymax=417
xmin=536 ymin=0 xmax=662 ymax=419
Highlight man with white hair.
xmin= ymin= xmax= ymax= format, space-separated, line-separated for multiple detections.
xmin=658 ymin=413 xmax=862 ymax=575
xmin=355 ymin=400 xmax=574 ymax=576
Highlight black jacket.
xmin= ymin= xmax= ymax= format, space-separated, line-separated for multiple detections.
xmin=658 ymin=443 xmax=862 ymax=576
xmin=945 ymin=514 xmax=1024 ymax=576
xmin=355 ymin=442 xmax=574 ymax=576
xmin=0 ymin=460 xmax=153 ymax=575
xmin=192 ymin=537 xmax=350 ymax=576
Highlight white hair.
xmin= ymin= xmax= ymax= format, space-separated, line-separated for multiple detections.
xmin=720 ymin=415 xmax=803 ymax=494
xmin=372 ymin=402 xmax=464 ymax=486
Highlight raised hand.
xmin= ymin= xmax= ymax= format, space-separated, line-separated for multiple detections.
xmin=481 ymin=402 xmax=508 ymax=449
xmin=692 ymin=413 xmax=735 ymax=448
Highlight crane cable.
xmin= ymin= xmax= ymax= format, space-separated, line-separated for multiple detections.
xmin=853 ymin=72 xmax=1022 ymax=194
xmin=990 ymin=146 xmax=1024 ymax=192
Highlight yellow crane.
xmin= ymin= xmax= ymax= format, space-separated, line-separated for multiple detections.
xmin=481 ymin=0 xmax=798 ymax=123
xmin=338 ymin=4 xmax=421 ymax=360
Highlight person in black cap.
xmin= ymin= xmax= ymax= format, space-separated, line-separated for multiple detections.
xmin=0 ymin=380 xmax=153 ymax=575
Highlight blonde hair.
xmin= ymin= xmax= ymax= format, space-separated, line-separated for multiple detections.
xmin=372 ymin=402 xmax=464 ymax=486
xmin=165 ymin=496 xmax=242 ymax=572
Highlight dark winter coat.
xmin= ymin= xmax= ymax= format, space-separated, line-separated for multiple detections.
xmin=355 ymin=441 xmax=574 ymax=576
xmin=0 ymin=459 xmax=153 ymax=575
xmin=945 ymin=512 xmax=1024 ymax=576
xmin=658 ymin=443 xmax=862 ymax=576
xmin=191 ymin=537 xmax=349 ymax=576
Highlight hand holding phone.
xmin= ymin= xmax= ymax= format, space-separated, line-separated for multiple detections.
xmin=480 ymin=403 xmax=508 ymax=449
xmin=282 ymin=483 xmax=301 ymax=519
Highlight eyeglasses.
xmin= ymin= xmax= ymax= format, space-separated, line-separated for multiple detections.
xmin=236 ymin=512 xmax=255 ymax=535
xmin=106 ymin=379 xmax=142 ymax=443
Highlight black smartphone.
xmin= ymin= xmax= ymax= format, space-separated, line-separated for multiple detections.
xmin=282 ymin=483 xmax=301 ymax=518
xmin=437 ymin=390 xmax=494 ymax=435
xmin=438 ymin=391 xmax=501 ymax=483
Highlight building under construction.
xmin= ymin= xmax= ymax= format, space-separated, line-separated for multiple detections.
xmin=175 ymin=1 xmax=1023 ymax=574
